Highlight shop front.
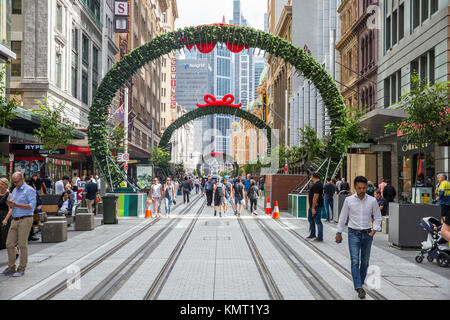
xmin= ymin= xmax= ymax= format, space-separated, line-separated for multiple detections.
xmin=397 ymin=142 xmax=435 ymax=204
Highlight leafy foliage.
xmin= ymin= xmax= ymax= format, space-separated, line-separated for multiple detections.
xmin=33 ymin=98 xmax=75 ymax=151
xmin=0 ymin=65 xmax=17 ymax=128
xmin=108 ymin=126 xmax=125 ymax=155
xmin=149 ymin=147 xmax=171 ymax=168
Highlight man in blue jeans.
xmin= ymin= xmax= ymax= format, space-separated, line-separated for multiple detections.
xmin=335 ymin=176 xmax=382 ymax=299
xmin=307 ymin=173 xmax=324 ymax=242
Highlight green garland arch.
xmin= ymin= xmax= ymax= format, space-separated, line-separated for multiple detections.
xmin=159 ymin=105 xmax=272 ymax=149
xmin=88 ymin=24 xmax=348 ymax=188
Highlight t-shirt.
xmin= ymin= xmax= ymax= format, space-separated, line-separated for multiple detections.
xmin=309 ymin=181 xmax=324 ymax=208
xmin=85 ymin=182 xmax=98 ymax=200
xmin=323 ymin=183 xmax=336 ymax=200
xmin=60 ymin=199 xmax=70 ymax=211
xmin=235 ymin=183 xmax=244 ymax=198
xmin=243 ymin=179 xmax=251 ymax=192
xmin=72 ymin=177 xmax=80 ymax=187
xmin=31 ymin=178 xmax=42 ymax=191
xmin=377 ymin=197 xmax=388 ymax=216
xmin=248 ymin=185 xmax=259 ymax=200
xmin=55 ymin=180 xmax=65 ymax=195
xmin=151 ymin=184 xmax=162 ymax=198
xmin=205 ymin=181 xmax=214 ymax=191
xmin=437 ymin=180 xmax=450 ymax=206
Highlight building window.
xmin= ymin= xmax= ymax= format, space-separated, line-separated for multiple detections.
xmin=82 ymin=70 xmax=88 ymax=104
xmin=82 ymin=34 xmax=89 ymax=66
xmin=399 ymin=4 xmax=404 ymax=40
xmin=11 ymin=41 xmax=21 ymax=76
xmin=421 ymin=0 xmax=429 ymax=23
xmin=411 ymin=48 xmax=435 ymax=86
xmin=92 ymin=46 xmax=99 ymax=95
xmin=12 ymin=0 xmax=21 ymax=15
xmin=56 ymin=3 xmax=63 ymax=33
xmin=56 ymin=52 xmax=62 ymax=88
xmin=431 ymin=0 xmax=438 ymax=15
xmin=384 ymin=69 xmax=401 ymax=107
xmin=413 ymin=0 xmax=420 ymax=29
xmin=392 ymin=9 xmax=397 ymax=45
xmin=72 ymin=28 xmax=79 ymax=98
xmin=386 ymin=16 xmax=391 ymax=50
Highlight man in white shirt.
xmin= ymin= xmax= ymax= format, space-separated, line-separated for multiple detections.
xmin=55 ymin=176 xmax=70 ymax=195
xmin=150 ymin=178 xmax=162 ymax=218
xmin=335 ymin=176 xmax=382 ymax=300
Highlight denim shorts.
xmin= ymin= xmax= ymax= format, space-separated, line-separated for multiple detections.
xmin=235 ymin=197 xmax=243 ymax=205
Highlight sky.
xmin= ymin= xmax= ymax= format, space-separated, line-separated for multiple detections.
xmin=175 ymin=0 xmax=266 ymax=31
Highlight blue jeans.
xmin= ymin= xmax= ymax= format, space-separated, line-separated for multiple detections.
xmin=165 ymin=197 xmax=173 ymax=215
xmin=348 ymin=229 xmax=373 ymax=289
xmin=308 ymin=206 xmax=323 ymax=240
xmin=324 ymin=197 xmax=333 ymax=221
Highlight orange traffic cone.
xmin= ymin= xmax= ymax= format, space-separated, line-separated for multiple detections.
xmin=272 ymin=201 xmax=280 ymax=219
xmin=145 ymin=199 xmax=152 ymax=218
xmin=266 ymin=198 xmax=272 ymax=214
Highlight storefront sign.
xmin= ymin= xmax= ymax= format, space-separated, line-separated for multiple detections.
xmin=11 ymin=144 xmax=65 ymax=155
xmin=170 ymin=58 xmax=177 ymax=119
xmin=114 ymin=0 xmax=129 ymax=33
xmin=398 ymin=142 xmax=433 ymax=156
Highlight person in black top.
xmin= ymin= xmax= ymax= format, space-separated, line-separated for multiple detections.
xmin=340 ymin=178 xmax=350 ymax=193
xmin=323 ymin=177 xmax=336 ymax=222
xmin=307 ymin=173 xmax=324 ymax=241
xmin=181 ymin=177 xmax=192 ymax=204
xmin=382 ymin=180 xmax=396 ymax=215
xmin=31 ymin=173 xmax=47 ymax=195
xmin=374 ymin=190 xmax=388 ymax=216
xmin=84 ymin=177 xmax=98 ymax=214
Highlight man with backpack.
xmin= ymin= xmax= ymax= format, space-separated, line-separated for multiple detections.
xmin=247 ymin=180 xmax=260 ymax=215
xmin=223 ymin=176 xmax=233 ymax=214
xmin=233 ymin=177 xmax=245 ymax=217
xmin=213 ymin=176 xmax=225 ymax=217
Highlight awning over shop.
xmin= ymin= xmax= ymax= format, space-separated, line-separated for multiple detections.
xmin=360 ymin=108 xmax=407 ymax=139
xmin=67 ymin=146 xmax=92 ymax=156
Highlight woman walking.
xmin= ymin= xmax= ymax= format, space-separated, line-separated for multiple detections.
xmin=150 ymin=178 xmax=163 ymax=218
xmin=164 ymin=177 xmax=175 ymax=218
xmin=0 ymin=178 xmax=18 ymax=259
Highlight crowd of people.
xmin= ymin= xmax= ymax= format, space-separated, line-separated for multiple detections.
xmin=0 ymin=172 xmax=100 ymax=278
xmin=149 ymin=173 xmax=265 ymax=218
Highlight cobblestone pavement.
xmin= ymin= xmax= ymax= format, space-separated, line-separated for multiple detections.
xmin=0 ymin=195 xmax=448 ymax=300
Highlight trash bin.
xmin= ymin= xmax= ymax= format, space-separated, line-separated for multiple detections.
xmin=102 ymin=194 xmax=119 ymax=224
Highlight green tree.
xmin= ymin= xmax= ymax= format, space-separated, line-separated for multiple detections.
xmin=33 ymin=98 xmax=76 ymax=151
xmin=385 ymin=75 xmax=450 ymax=202
xmin=299 ymin=126 xmax=325 ymax=161
xmin=108 ymin=126 xmax=125 ymax=155
xmin=149 ymin=147 xmax=171 ymax=168
xmin=0 ymin=65 xmax=17 ymax=128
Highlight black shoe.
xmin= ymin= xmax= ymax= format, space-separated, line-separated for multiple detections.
xmin=313 ymin=238 xmax=323 ymax=242
xmin=356 ymin=288 xmax=366 ymax=299
xmin=306 ymin=235 xmax=315 ymax=239
xmin=214 ymin=211 xmax=216 ymax=216
xmin=28 ymin=236 xmax=39 ymax=241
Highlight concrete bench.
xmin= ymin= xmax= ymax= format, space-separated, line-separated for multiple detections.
xmin=76 ymin=207 xmax=89 ymax=214
xmin=75 ymin=213 xmax=95 ymax=231
xmin=38 ymin=212 xmax=48 ymax=223
xmin=47 ymin=215 xmax=73 ymax=227
xmin=41 ymin=221 xmax=67 ymax=243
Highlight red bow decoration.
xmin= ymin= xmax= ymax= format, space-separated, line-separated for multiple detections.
xmin=197 ymin=94 xmax=242 ymax=108
xmin=182 ymin=24 xmax=249 ymax=54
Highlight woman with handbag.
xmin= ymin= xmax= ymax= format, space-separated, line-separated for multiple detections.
xmin=163 ymin=177 xmax=175 ymax=218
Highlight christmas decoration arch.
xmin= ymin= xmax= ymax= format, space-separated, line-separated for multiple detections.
xmin=88 ymin=24 xmax=347 ymax=188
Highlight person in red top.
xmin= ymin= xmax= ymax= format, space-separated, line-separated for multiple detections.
xmin=378 ymin=178 xmax=387 ymax=195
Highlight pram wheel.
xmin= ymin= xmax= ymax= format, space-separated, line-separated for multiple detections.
xmin=415 ymin=255 xmax=423 ymax=263
xmin=427 ymin=256 xmax=434 ymax=262
xmin=437 ymin=253 xmax=450 ymax=268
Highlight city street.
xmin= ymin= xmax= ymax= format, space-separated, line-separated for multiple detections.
xmin=1 ymin=195 xmax=448 ymax=301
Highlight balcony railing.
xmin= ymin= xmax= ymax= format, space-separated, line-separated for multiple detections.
xmin=79 ymin=0 xmax=103 ymax=29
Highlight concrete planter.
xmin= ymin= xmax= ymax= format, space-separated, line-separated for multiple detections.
xmin=388 ymin=203 xmax=441 ymax=248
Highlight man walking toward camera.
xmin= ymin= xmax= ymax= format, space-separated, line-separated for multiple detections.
xmin=335 ymin=176 xmax=382 ymax=299
xmin=307 ymin=173 xmax=324 ymax=242
xmin=2 ymin=172 xmax=36 ymax=277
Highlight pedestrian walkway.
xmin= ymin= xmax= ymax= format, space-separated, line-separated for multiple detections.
xmin=0 ymin=197 xmax=447 ymax=300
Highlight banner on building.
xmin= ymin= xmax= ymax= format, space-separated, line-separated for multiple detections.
xmin=114 ymin=0 xmax=130 ymax=33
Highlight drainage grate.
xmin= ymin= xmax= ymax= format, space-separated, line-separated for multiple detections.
xmin=383 ymin=276 xmax=439 ymax=288
xmin=204 ymin=221 xmax=230 ymax=226
xmin=203 ymin=236 xmax=231 ymax=241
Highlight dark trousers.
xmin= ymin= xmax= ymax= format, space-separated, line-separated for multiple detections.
xmin=206 ymin=190 xmax=213 ymax=206
xmin=183 ymin=191 xmax=190 ymax=203
xmin=308 ymin=206 xmax=323 ymax=240
xmin=195 ymin=185 xmax=199 ymax=193
xmin=250 ymin=199 xmax=257 ymax=212
xmin=0 ymin=210 xmax=10 ymax=250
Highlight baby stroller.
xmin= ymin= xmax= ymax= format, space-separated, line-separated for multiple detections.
xmin=415 ymin=217 xmax=450 ymax=267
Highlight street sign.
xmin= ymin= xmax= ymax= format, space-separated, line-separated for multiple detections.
xmin=124 ymin=163 xmax=128 ymax=170
xmin=117 ymin=153 xmax=129 ymax=162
